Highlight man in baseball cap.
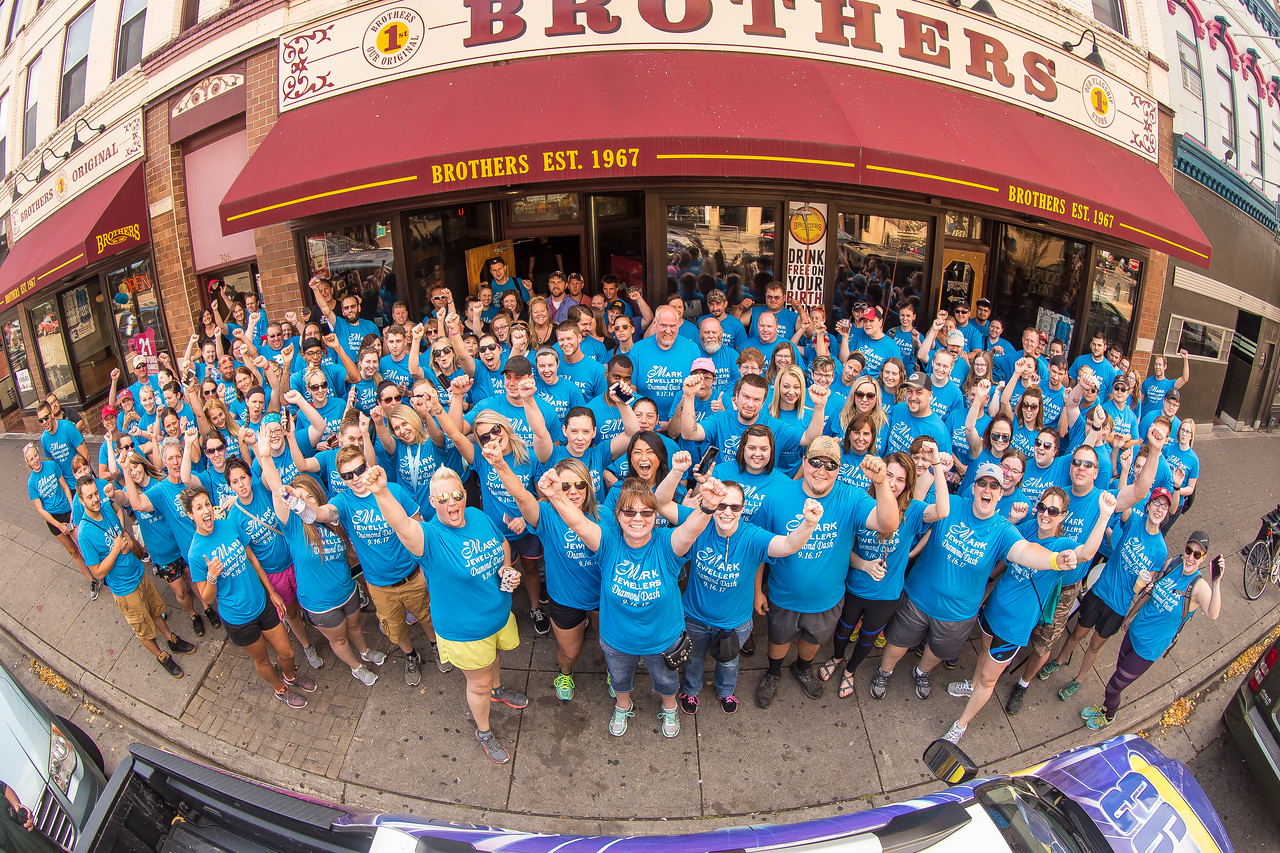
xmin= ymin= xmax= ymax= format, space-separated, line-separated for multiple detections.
xmin=884 ymin=372 xmax=951 ymax=456
xmin=464 ymin=352 xmax=566 ymax=446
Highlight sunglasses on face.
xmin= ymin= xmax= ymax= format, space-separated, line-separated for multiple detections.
xmin=1185 ymin=546 xmax=1205 ymax=559
xmin=974 ymin=479 xmax=1001 ymax=491
xmin=806 ymin=457 xmax=840 ymax=471
xmin=203 ymin=388 xmax=218 ymax=397
xmin=436 ymin=346 xmax=453 ymax=355
xmin=1033 ymin=439 xmax=1056 ymax=449
xmin=1071 ymin=458 xmax=1097 ymax=469
xmin=338 ymin=462 xmax=368 ymax=481
xmin=308 ymin=383 xmax=327 ymax=392
xmin=717 ymin=503 xmax=745 ymax=513
xmin=431 ymin=489 xmax=465 ymax=504
xmin=1035 ymin=502 xmax=1064 ymax=518
xmin=478 ymin=426 xmax=503 ymax=443
xmin=37 ymin=415 xmax=48 ymax=423
xmin=990 ymin=433 xmax=1011 ymax=442
xmin=478 ymin=344 xmax=499 ymax=353
xmin=380 ymin=395 xmax=400 ymax=404
xmin=560 ymin=480 xmax=589 ymax=492
xmin=206 ymin=444 xmax=226 ymax=454
xmin=1022 ymin=401 xmax=1040 ymax=409
xmin=854 ymin=391 xmax=877 ymax=400
xmin=618 ymin=508 xmax=656 ymax=519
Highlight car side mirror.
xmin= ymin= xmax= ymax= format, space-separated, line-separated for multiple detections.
xmin=924 ymin=739 xmax=979 ymax=785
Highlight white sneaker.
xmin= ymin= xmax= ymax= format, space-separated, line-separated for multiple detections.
xmin=351 ymin=665 xmax=378 ymax=686
xmin=947 ymin=679 xmax=974 ymax=698
xmin=360 ymin=649 xmax=386 ymax=666
xmin=943 ymin=720 xmax=967 ymax=744
xmin=302 ymin=644 xmax=324 ymax=669
xmin=658 ymin=707 xmax=680 ymax=738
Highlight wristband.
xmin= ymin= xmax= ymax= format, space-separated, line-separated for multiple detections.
xmin=1050 ymin=552 xmax=1059 ymax=571
xmin=698 ymin=503 xmax=716 ymax=514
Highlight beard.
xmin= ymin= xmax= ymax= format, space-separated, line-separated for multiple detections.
xmin=702 ymin=340 xmax=722 ymax=355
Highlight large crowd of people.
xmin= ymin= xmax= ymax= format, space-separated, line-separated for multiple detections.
xmin=23 ymin=257 xmax=1222 ymax=764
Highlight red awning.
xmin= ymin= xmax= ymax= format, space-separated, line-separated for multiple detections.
xmin=0 ymin=162 xmax=150 ymax=308
xmin=220 ymin=52 xmax=1210 ymax=266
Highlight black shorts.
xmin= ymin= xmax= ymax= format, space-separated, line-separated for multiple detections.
xmin=223 ymin=604 xmax=282 ymax=647
xmin=548 ymin=596 xmax=592 ymax=631
xmin=154 ymin=557 xmax=189 ymax=582
xmin=46 ymin=510 xmax=71 ymax=536
xmin=1075 ymin=589 xmax=1124 ymax=639
xmin=978 ymin=610 xmax=1020 ymax=663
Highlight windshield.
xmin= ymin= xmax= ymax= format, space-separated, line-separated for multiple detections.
xmin=977 ymin=779 xmax=1100 ymax=853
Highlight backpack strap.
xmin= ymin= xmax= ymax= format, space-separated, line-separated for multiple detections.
xmin=1162 ymin=571 xmax=1202 ymax=659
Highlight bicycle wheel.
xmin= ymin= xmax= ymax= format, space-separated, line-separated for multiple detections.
xmin=1243 ymin=541 xmax=1271 ymax=600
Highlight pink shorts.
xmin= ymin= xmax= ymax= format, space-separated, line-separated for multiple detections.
xmin=266 ymin=565 xmax=298 ymax=609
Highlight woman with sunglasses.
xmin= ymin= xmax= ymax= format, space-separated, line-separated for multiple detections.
xmin=258 ymin=449 xmax=383 ymax=686
xmin=291 ymin=409 xmax=375 ymax=496
xmin=940 ymin=486 xmax=1115 ymax=745
xmin=821 ymin=448 xmax=949 ymax=698
xmin=373 ymin=399 xmax=459 ymax=518
xmin=196 ymin=397 xmax=242 ymax=452
xmin=1021 ymin=428 xmax=1066 ymax=506
xmin=183 ymin=484 xmax=314 ymax=709
xmin=1001 ymin=379 xmax=1045 ymax=456
xmin=484 ymin=453 xmax=602 ymax=702
xmin=960 ymin=380 xmax=1010 ymax=493
xmin=991 ymin=448 xmax=1030 ymax=522
xmin=433 ymin=391 xmax=554 ymax=632
xmin=290 ymin=369 xmax=348 ymax=451
xmin=1083 ymin=530 xmax=1223 ymax=731
xmin=709 ymin=424 xmax=793 ymax=525
xmin=837 ymin=376 xmax=889 ymax=454
xmin=547 ymin=470 xmax=730 ymax=738
xmin=678 ymin=474 xmax=825 ymax=715
xmin=368 ymin=464 xmax=526 ymax=763
xmin=180 ymin=427 xmax=237 ymax=507
xmin=425 ymin=333 xmax=469 ymax=402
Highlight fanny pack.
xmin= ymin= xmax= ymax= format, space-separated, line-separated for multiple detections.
xmin=662 ymin=631 xmax=693 ymax=670
xmin=710 ymin=627 xmax=741 ymax=663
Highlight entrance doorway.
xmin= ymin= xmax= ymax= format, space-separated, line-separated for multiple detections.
xmin=1219 ymin=309 xmax=1262 ymax=423
xmin=939 ymin=248 xmax=987 ymax=314
xmin=515 ymin=235 xmax=582 ymax=295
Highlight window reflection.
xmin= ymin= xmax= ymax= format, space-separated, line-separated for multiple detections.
xmin=304 ymin=221 xmax=394 ymax=325
xmin=665 ymin=205 xmax=776 ymax=304
xmin=1083 ymin=249 xmax=1141 ymax=352
xmin=992 ymin=224 xmax=1088 ymax=347
xmin=2 ymin=312 xmax=37 ymax=409
xmin=834 ymin=213 xmax=929 ymax=318
xmin=29 ymin=297 xmax=76 ymax=404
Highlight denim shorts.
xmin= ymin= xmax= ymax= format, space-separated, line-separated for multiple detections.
xmin=599 ymin=636 xmax=682 ymax=697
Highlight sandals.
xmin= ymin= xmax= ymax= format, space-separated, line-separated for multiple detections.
xmin=838 ymin=669 xmax=857 ymax=699
xmin=817 ymin=657 xmax=841 ymax=683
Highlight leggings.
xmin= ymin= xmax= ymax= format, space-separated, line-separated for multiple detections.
xmin=832 ymin=593 xmax=900 ymax=675
xmin=1102 ymin=632 xmax=1156 ymax=718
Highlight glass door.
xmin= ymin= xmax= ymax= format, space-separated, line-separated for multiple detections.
xmin=28 ymin=296 xmax=78 ymax=404
xmin=60 ymin=280 xmax=114 ymax=402
xmin=1 ymin=310 xmax=38 ymax=409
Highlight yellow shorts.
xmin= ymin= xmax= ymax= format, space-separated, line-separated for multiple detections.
xmin=436 ymin=612 xmax=519 ymax=671
xmin=115 ymin=578 xmax=167 ymax=642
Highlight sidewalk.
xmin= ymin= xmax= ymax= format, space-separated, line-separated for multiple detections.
xmin=0 ymin=430 xmax=1277 ymax=834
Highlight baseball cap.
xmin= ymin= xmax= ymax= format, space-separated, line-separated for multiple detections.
xmin=945 ymin=330 xmax=965 ymax=346
xmin=116 ymin=389 xmax=134 ymax=403
xmin=503 ymin=355 xmax=533 ymax=376
xmin=100 ymin=404 xmax=118 ymax=419
xmin=1165 ymin=389 xmax=1181 ymax=403
xmin=806 ymin=436 xmax=842 ymax=462
xmin=903 ymin=371 xmax=928 ymax=390
xmin=604 ymin=299 xmax=628 ymax=314
xmin=1149 ymin=486 xmax=1174 ymax=507
xmin=972 ymin=461 xmax=1002 ymax=485
xmin=707 ymin=289 xmax=727 ymax=303
xmin=690 ymin=357 xmax=716 ymax=374
xmin=976 ymin=297 xmax=992 ymax=308
xmin=131 ymin=354 xmax=147 ymax=368
xmin=1187 ymin=530 xmax=1210 ymax=551
xmin=861 ymin=306 xmax=883 ymax=321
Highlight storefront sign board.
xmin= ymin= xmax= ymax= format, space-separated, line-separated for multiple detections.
xmin=786 ymin=202 xmax=829 ymax=308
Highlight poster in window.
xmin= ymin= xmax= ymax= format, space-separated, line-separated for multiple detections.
xmin=785 ymin=202 xmax=828 ymax=308
xmin=67 ymin=286 xmax=97 ymax=342
xmin=16 ymin=369 xmax=31 ymax=392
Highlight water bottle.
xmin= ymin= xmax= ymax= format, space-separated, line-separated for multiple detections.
xmin=287 ymin=492 xmax=316 ymax=524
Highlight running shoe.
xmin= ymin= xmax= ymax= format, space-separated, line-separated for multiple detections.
xmin=755 ymin=672 xmax=780 ymax=708
xmin=914 ymin=667 xmax=932 ymax=700
xmin=609 ymin=704 xmax=634 ymax=736
xmin=1006 ymin=683 xmax=1027 ymax=715
xmin=88 ymin=580 xmax=100 ymax=601
xmin=874 ymin=630 xmax=886 ymax=649
xmin=790 ymin=661 xmax=823 ymax=699
xmin=607 ymin=674 xmax=615 ymax=698
xmin=405 ymin=651 xmax=422 ymax=687
xmin=553 ymin=672 xmax=575 ymax=701
xmin=1085 ymin=710 xmax=1116 ymax=731
xmin=284 ymin=673 xmax=317 ymax=693
xmin=942 ymin=657 xmax=959 ymax=670
xmin=1080 ymin=704 xmax=1106 ymax=720
xmin=204 ymin=606 xmax=222 ymax=629
xmin=1058 ymin=679 xmax=1080 ymax=701
xmin=490 ymin=686 xmax=529 ymax=709
xmin=719 ymin=695 xmax=739 ymax=714
xmin=274 ymin=688 xmax=306 ymax=709
xmin=870 ymin=669 xmax=891 ymax=700
xmin=430 ymin=642 xmax=453 ymax=673
xmin=1037 ymin=660 xmax=1061 ymax=680
xmin=351 ymin=665 xmax=378 ymax=686
xmin=302 ymin=644 xmax=324 ymax=670
xmin=360 ymin=648 xmax=386 ymax=666
xmin=157 ymin=653 xmax=183 ymax=679
xmin=658 ymin=707 xmax=680 ymax=738
xmin=677 ymin=691 xmax=699 ymax=715
xmin=942 ymin=721 xmax=967 ymax=744
xmin=947 ymin=679 xmax=974 ymax=698
xmin=476 ymin=729 xmax=510 ymax=764
xmin=530 ymin=608 xmax=551 ymax=636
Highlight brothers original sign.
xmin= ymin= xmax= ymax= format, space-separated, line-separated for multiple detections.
xmin=11 ymin=112 xmax=144 ymax=243
xmin=279 ymin=0 xmax=1158 ymax=160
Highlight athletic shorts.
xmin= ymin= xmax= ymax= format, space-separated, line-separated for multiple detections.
xmin=223 ymin=603 xmax=282 ymax=648
xmin=511 ymin=533 xmax=543 ymax=560
xmin=306 ymin=589 xmax=360 ymax=629
xmin=266 ymin=565 xmax=298 ymax=609
xmin=548 ymin=596 xmax=593 ymax=631
xmin=767 ymin=601 xmax=843 ymax=646
xmin=1075 ymin=589 xmax=1125 ymax=639
xmin=978 ymin=610 xmax=1020 ymax=663
xmin=885 ymin=596 xmax=976 ymax=662
xmin=46 ymin=510 xmax=71 ymax=536
xmin=436 ymin=612 xmax=519 ymax=670
xmin=154 ymin=557 xmax=189 ymax=583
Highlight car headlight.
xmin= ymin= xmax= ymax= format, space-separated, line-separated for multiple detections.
xmin=48 ymin=722 xmax=78 ymax=793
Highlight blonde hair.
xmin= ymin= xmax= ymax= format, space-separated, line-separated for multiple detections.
xmin=840 ymin=375 xmax=888 ymax=435
xmin=472 ymin=410 xmax=530 ymax=467
xmin=1179 ymin=418 xmax=1197 ymax=447
xmin=768 ymin=365 xmax=808 ymax=419
xmin=388 ymin=404 xmax=429 ymax=444
xmin=429 ymin=466 xmax=465 ymax=492
xmin=553 ymin=457 xmax=599 ymax=520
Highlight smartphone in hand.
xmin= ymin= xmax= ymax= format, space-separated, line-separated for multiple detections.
xmin=1211 ymin=554 xmax=1225 ymax=582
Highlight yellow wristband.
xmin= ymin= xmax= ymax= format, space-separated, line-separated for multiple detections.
xmin=1050 ymin=552 xmax=1059 ymax=571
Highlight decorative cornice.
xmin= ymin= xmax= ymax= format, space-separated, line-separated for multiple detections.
xmin=1174 ymin=133 xmax=1279 ymax=229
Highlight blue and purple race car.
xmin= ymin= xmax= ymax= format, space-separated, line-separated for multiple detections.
xmin=76 ymin=735 xmax=1232 ymax=853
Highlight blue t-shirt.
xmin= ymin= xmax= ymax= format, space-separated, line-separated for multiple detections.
xmin=27 ymin=466 xmax=70 ymax=515
xmin=1070 ymin=354 xmax=1117 ymax=391
xmin=556 ymin=354 xmax=607 ymax=399
xmin=847 ymin=500 xmax=929 ymax=601
xmin=683 ymin=521 xmax=774 ymax=629
xmin=708 ymin=461 xmax=794 ymax=531
xmin=1163 ymin=445 xmax=1199 ymax=509
xmin=1102 ymin=400 xmax=1140 ymax=440
xmin=1128 ymin=566 xmax=1200 ymax=660
xmin=333 ymin=316 xmax=379 ymax=362
xmin=627 ymin=335 xmax=701 ymax=414
xmin=469 ymin=361 xmax=508 ymax=404
xmin=904 ymin=500 xmax=1025 ymax=621
xmin=849 ymin=332 xmax=901 ymax=378
xmin=884 ymin=401 xmax=952 ymax=456
xmin=597 ymin=524 xmax=686 ymax=655
xmin=131 ymin=492 xmax=182 ymax=566
xmin=229 ymin=484 xmax=292 ymax=573
xmin=40 ymin=420 xmax=85 ymax=482
xmin=530 ymin=503 xmax=601 ymax=611
xmin=465 ymin=395 xmax=565 ymax=445
xmin=314 ymin=448 xmax=351 ymax=497
xmin=715 ymin=314 xmax=748 ymax=350
xmin=545 ymin=442 xmax=612 ymax=498
xmin=188 ymin=518 xmax=266 ymax=626
xmin=535 ymin=378 xmax=587 ymax=424
xmin=700 ymin=410 xmax=803 ymax=463
xmin=331 ymin=484 xmax=421 ymax=587
xmin=928 ymin=380 xmax=964 ymax=423
xmin=837 ymin=450 xmax=870 ymax=490
xmin=982 ymin=533 xmax=1077 ymax=646
xmin=380 ymin=353 xmax=416 ymax=391
xmin=1092 ymin=512 xmax=1168 ymax=615
xmin=472 ymin=452 xmax=535 ymax=540
xmin=585 ymin=394 xmax=627 ymax=444
xmin=144 ymin=477 xmax=198 ymax=556
xmin=281 ymin=512 xmax=353 ymax=613
xmin=886 ymin=327 xmax=918 ymax=368
xmin=767 ymin=481 xmax=875 ymax=613
xmin=1021 ymin=457 xmax=1067 ymax=506
xmin=352 ymin=378 xmax=380 ymax=415
xmin=1041 ymin=384 xmax=1067 ymax=429
xmin=419 ymin=509 xmax=509 ymax=642
xmin=1140 ymin=376 xmax=1177 ymax=418
xmin=197 ymin=465 xmax=238 ymax=509
xmin=77 ymin=504 xmax=144 ymax=596
xmin=393 ymin=439 xmax=455 ymax=519
xmin=750 ymin=306 xmax=799 ymax=340
xmin=699 ymin=344 xmax=741 ymax=400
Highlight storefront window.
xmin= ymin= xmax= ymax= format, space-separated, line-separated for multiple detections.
xmin=1 ymin=310 xmax=38 ymax=409
xmin=511 ymin=192 xmax=580 ymax=223
xmin=593 ymin=193 xmax=644 ymax=291
xmin=665 ymin=204 xmax=776 ymax=300
xmin=60 ymin=280 xmax=113 ymax=401
xmin=107 ymin=256 xmax=170 ymax=374
xmin=945 ymin=212 xmax=983 ymax=239
xmin=28 ymin=296 xmax=77 ymax=404
xmin=991 ymin=225 xmax=1089 ymax=349
xmin=834 ymin=212 xmax=929 ymax=312
xmin=304 ymin=220 xmax=395 ymax=324
xmin=1083 ymin=249 xmax=1142 ymax=352
xmin=404 ymin=204 xmax=497 ymax=320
